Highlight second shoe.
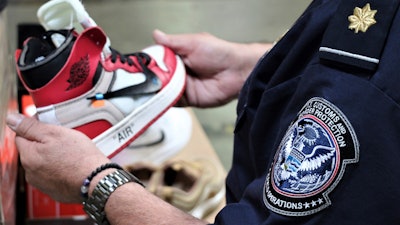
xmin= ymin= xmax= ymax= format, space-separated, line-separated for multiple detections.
xmin=125 ymin=158 xmax=226 ymax=220
xmin=15 ymin=27 xmax=186 ymax=158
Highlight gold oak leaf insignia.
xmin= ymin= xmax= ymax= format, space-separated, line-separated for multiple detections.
xmin=348 ymin=3 xmax=377 ymax=33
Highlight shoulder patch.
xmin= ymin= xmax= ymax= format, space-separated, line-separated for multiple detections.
xmin=263 ymin=97 xmax=359 ymax=216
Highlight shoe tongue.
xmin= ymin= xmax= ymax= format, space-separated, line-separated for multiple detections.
xmin=37 ymin=0 xmax=94 ymax=31
xmin=37 ymin=0 xmax=112 ymax=58
xmin=102 ymin=44 xmax=112 ymax=58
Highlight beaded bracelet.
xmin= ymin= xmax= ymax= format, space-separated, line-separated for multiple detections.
xmin=81 ymin=163 xmax=123 ymax=199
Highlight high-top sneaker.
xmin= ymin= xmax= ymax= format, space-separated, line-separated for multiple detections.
xmin=36 ymin=0 xmax=189 ymax=164
xmin=15 ymin=26 xmax=186 ymax=158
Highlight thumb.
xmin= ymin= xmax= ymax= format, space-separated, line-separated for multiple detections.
xmin=6 ymin=113 xmax=46 ymax=141
xmin=6 ymin=113 xmax=24 ymax=131
xmin=153 ymin=29 xmax=170 ymax=46
xmin=152 ymin=29 xmax=190 ymax=56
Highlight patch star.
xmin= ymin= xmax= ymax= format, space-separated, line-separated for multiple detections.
xmin=311 ymin=200 xmax=317 ymax=207
xmin=348 ymin=3 xmax=377 ymax=33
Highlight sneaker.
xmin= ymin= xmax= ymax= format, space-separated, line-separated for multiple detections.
xmin=156 ymin=159 xmax=225 ymax=219
xmin=111 ymin=107 xmax=192 ymax=166
xmin=15 ymin=26 xmax=186 ymax=158
xmin=125 ymin=159 xmax=225 ymax=219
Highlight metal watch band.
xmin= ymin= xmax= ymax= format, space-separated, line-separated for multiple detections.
xmin=83 ymin=169 xmax=144 ymax=225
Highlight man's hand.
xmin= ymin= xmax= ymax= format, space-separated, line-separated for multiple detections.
xmin=153 ymin=30 xmax=271 ymax=108
xmin=7 ymin=113 xmax=109 ymax=203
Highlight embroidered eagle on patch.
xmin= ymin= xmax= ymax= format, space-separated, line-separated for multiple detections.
xmin=263 ymin=97 xmax=359 ymax=216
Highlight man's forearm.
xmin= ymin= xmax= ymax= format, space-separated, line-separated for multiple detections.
xmin=104 ymin=181 xmax=208 ymax=225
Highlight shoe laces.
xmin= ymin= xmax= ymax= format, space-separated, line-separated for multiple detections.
xmin=109 ymin=47 xmax=152 ymax=70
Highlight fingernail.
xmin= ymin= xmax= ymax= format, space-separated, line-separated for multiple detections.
xmin=154 ymin=29 xmax=166 ymax=36
xmin=6 ymin=113 xmax=24 ymax=131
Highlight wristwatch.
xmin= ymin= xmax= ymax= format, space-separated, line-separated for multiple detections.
xmin=83 ymin=169 xmax=144 ymax=225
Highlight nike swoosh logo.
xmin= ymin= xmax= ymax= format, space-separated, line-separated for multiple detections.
xmin=87 ymin=65 xmax=162 ymax=100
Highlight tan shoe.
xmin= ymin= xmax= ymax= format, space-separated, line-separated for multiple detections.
xmin=155 ymin=159 xmax=225 ymax=219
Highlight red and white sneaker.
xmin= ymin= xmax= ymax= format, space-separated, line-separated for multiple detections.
xmin=15 ymin=27 xmax=186 ymax=158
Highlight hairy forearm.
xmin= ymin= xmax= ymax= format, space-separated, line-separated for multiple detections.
xmin=87 ymin=168 xmax=206 ymax=225
xmin=104 ymin=182 xmax=207 ymax=225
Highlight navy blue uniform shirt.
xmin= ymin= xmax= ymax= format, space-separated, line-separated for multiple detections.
xmin=214 ymin=0 xmax=400 ymax=224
